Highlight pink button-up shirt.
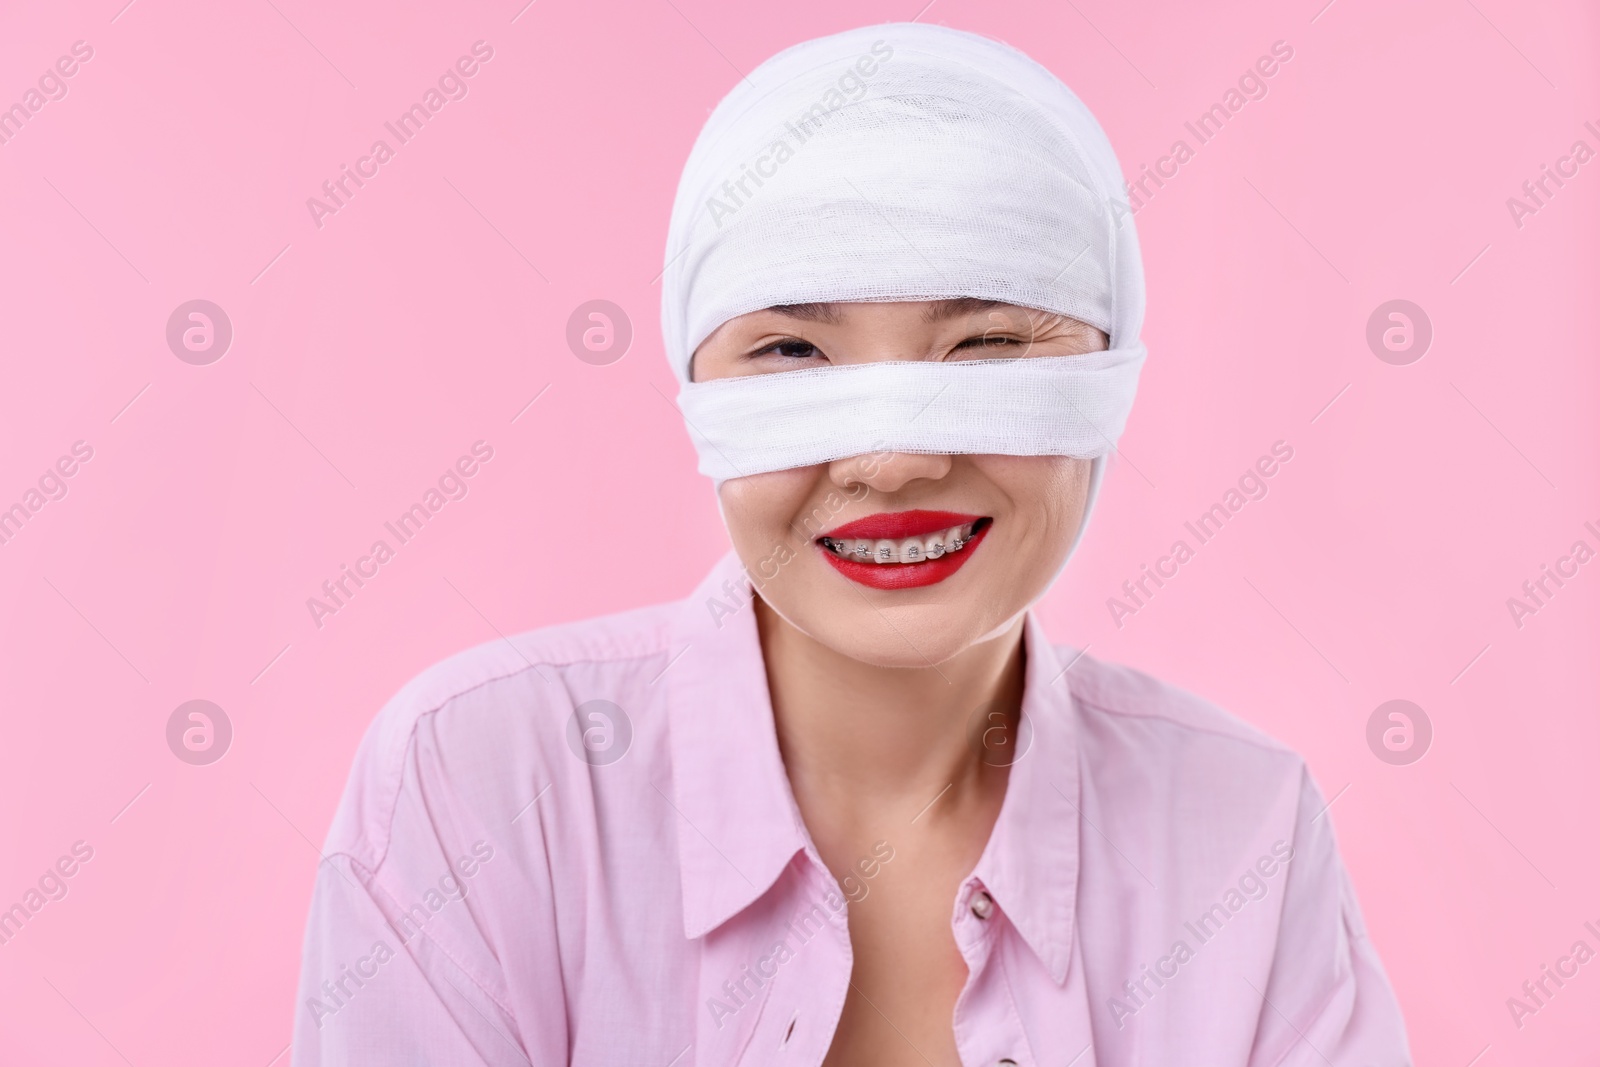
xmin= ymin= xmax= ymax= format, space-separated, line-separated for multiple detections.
xmin=293 ymin=551 xmax=1410 ymax=1065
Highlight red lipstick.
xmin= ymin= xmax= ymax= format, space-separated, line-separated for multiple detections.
xmin=816 ymin=510 xmax=991 ymax=590
xmin=822 ymin=510 xmax=981 ymax=541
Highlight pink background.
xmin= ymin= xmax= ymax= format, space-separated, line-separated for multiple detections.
xmin=0 ymin=0 xmax=1595 ymax=1063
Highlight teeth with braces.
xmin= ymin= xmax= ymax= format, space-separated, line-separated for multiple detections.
xmin=819 ymin=522 xmax=980 ymax=565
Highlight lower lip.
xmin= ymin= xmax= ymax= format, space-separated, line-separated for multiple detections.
xmin=817 ymin=523 xmax=992 ymax=590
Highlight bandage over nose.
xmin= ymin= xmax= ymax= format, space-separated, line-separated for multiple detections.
xmin=660 ymin=22 xmax=1147 ymax=483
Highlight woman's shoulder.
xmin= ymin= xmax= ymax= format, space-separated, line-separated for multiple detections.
xmin=1058 ymin=646 xmax=1303 ymax=768
xmin=324 ymin=599 xmax=684 ymax=866
xmin=1057 ymin=648 xmax=1333 ymax=852
xmin=387 ymin=600 xmax=680 ymax=718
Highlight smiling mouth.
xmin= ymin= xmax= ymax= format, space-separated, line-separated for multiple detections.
xmin=818 ymin=518 xmax=991 ymax=565
xmin=812 ymin=510 xmax=994 ymax=590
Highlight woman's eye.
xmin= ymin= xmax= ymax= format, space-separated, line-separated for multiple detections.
xmin=758 ymin=339 xmax=821 ymax=359
xmin=955 ymin=335 xmax=1023 ymax=351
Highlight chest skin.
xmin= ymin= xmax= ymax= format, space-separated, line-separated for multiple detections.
xmin=821 ymin=842 xmax=971 ymax=1064
xmin=810 ymin=775 xmax=1009 ymax=1066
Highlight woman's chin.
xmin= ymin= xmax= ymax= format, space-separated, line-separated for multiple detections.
xmin=835 ymin=641 xmax=965 ymax=671
xmin=798 ymin=610 xmax=1002 ymax=670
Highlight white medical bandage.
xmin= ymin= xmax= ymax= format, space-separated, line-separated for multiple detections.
xmin=680 ymin=351 xmax=1144 ymax=482
xmin=660 ymin=22 xmax=1147 ymax=482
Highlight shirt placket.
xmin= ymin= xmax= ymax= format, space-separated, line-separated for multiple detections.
xmin=696 ymin=850 xmax=854 ymax=1066
xmin=779 ymin=849 xmax=855 ymax=1064
xmin=951 ymin=878 xmax=1034 ymax=1067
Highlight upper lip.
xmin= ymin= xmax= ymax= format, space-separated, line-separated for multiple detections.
xmin=820 ymin=510 xmax=984 ymax=540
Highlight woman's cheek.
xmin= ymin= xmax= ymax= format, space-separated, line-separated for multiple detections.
xmin=721 ymin=469 xmax=802 ymax=533
xmin=719 ymin=468 xmax=824 ymax=576
xmin=974 ymin=454 xmax=1089 ymax=576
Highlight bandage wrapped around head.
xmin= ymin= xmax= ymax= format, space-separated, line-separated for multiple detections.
xmin=660 ymin=22 xmax=1145 ymax=552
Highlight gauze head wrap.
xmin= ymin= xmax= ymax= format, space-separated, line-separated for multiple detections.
xmin=660 ymin=22 xmax=1145 ymax=560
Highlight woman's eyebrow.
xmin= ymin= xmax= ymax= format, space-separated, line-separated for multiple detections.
xmin=921 ymin=297 xmax=1006 ymax=322
xmin=766 ymin=302 xmax=843 ymax=324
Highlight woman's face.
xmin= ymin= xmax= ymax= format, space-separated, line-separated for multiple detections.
xmin=693 ymin=299 xmax=1107 ymax=668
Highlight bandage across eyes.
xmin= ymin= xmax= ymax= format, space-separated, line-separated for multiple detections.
xmin=679 ymin=350 xmax=1144 ymax=481
xmin=660 ymin=22 xmax=1148 ymax=483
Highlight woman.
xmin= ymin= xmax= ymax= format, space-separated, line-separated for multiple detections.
xmin=294 ymin=22 xmax=1410 ymax=1065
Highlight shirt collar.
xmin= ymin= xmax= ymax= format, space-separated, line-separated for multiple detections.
xmin=969 ymin=610 xmax=1082 ymax=984
xmin=665 ymin=551 xmax=809 ymax=940
xmin=665 ymin=551 xmax=1083 ymax=983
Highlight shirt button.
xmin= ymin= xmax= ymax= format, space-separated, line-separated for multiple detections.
xmin=970 ymin=890 xmax=994 ymax=920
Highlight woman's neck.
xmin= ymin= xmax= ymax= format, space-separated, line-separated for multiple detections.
xmin=755 ymin=595 xmax=1027 ymax=833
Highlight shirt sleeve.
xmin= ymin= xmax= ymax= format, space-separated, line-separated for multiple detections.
xmin=291 ymin=699 xmax=563 ymax=1066
xmin=1247 ymin=768 xmax=1413 ymax=1067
